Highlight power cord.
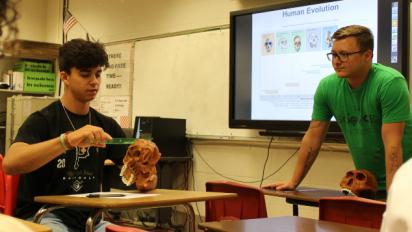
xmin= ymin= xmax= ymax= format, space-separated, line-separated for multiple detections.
xmin=189 ymin=150 xmax=204 ymax=223
xmin=193 ymin=143 xmax=298 ymax=184
xmin=261 ymin=147 xmax=299 ymax=180
xmin=259 ymin=136 xmax=274 ymax=188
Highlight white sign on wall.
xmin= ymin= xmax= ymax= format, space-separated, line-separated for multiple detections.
xmin=93 ymin=42 xmax=134 ymax=128
xmin=99 ymin=95 xmax=131 ymax=128
xmin=101 ymin=43 xmax=133 ymax=96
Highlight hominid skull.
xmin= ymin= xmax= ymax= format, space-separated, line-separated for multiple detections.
xmin=340 ymin=169 xmax=377 ymax=198
xmin=120 ymin=139 xmax=161 ymax=191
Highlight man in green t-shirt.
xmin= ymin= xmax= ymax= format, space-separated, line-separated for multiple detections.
xmin=264 ymin=25 xmax=412 ymax=195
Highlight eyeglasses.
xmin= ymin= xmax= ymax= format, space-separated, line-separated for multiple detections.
xmin=326 ymin=50 xmax=364 ymax=62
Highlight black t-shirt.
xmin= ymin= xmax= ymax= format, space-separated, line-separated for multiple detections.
xmin=12 ymin=100 xmax=127 ymax=231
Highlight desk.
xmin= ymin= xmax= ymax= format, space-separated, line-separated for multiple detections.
xmin=0 ymin=214 xmax=51 ymax=232
xmin=198 ymin=216 xmax=379 ymax=232
xmin=263 ymin=186 xmax=346 ymax=216
xmin=33 ymin=189 xmax=236 ymax=232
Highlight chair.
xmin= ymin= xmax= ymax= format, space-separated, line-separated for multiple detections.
xmin=205 ymin=181 xmax=267 ymax=222
xmin=105 ymin=224 xmax=148 ymax=232
xmin=0 ymin=154 xmax=5 ymax=213
xmin=319 ymin=196 xmax=386 ymax=229
xmin=0 ymin=154 xmax=20 ymax=216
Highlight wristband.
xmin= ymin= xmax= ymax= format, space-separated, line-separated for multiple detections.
xmin=59 ymin=132 xmax=74 ymax=150
xmin=59 ymin=133 xmax=69 ymax=150
xmin=64 ymin=131 xmax=75 ymax=149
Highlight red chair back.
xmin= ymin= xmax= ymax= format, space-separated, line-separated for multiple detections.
xmin=205 ymin=181 xmax=267 ymax=222
xmin=0 ymin=154 xmax=20 ymax=216
xmin=105 ymin=224 xmax=148 ymax=232
xmin=319 ymin=196 xmax=386 ymax=229
xmin=0 ymin=154 xmax=6 ymax=213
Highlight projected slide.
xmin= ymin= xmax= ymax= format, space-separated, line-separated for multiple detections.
xmin=251 ymin=0 xmax=378 ymax=120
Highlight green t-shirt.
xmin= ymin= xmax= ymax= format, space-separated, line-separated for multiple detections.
xmin=313 ymin=63 xmax=412 ymax=190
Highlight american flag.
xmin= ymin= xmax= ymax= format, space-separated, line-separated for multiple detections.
xmin=63 ymin=9 xmax=77 ymax=36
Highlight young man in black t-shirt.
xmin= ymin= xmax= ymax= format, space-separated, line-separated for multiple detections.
xmin=3 ymin=39 xmax=128 ymax=232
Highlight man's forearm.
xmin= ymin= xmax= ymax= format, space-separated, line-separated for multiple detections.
xmin=291 ymin=141 xmax=320 ymax=186
xmin=385 ymin=146 xmax=403 ymax=190
xmin=382 ymin=122 xmax=405 ymax=190
xmin=290 ymin=121 xmax=327 ymax=186
xmin=3 ymin=138 xmax=66 ymax=175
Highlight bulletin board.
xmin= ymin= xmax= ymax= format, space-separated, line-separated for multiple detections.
xmin=132 ymin=29 xmax=256 ymax=137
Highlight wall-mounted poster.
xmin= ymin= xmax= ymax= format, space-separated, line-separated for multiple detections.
xmin=92 ymin=42 xmax=134 ymax=128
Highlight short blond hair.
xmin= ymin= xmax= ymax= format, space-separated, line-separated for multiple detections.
xmin=332 ymin=25 xmax=374 ymax=52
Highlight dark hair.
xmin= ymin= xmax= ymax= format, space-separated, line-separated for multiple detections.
xmin=0 ymin=0 xmax=18 ymax=55
xmin=332 ymin=25 xmax=374 ymax=52
xmin=59 ymin=39 xmax=109 ymax=73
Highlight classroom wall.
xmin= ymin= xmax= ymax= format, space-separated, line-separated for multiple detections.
xmin=17 ymin=0 xmax=407 ymax=223
xmin=15 ymin=0 xmax=61 ymax=43
xmin=67 ymin=0 xmax=289 ymax=42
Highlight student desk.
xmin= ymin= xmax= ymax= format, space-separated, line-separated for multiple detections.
xmin=33 ymin=189 xmax=236 ymax=232
xmin=0 ymin=214 xmax=51 ymax=232
xmin=263 ymin=186 xmax=347 ymax=216
xmin=198 ymin=216 xmax=379 ymax=232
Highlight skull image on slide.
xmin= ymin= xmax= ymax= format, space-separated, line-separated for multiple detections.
xmin=340 ymin=169 xmax=378 ymax=198
xmin=120 ymin=139 xmax=161 ymax=191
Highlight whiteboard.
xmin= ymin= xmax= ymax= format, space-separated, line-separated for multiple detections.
xmin=132 ymin=29 xmax=257 ymax=137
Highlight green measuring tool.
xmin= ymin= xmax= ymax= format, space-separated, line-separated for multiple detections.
xmin=106 ymin=138 xmax=137 ymax=145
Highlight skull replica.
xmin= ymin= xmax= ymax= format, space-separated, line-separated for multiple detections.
xmin=120 ymin=139 xmax=161 ymax=191
xmin=340 ymin=169 xmax=378 ymax=198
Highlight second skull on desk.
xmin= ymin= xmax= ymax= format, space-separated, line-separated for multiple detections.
xmin=340 ymin=169 xmax=377 ymax=198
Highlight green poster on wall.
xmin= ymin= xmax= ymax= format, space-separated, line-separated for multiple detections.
xmin=23 ymin=72 xmax=56 ymax=93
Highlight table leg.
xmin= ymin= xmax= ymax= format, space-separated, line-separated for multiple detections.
xmin=33 ymin=205 xmax=65 ymax=223
xmin=86 ymin=208 xmax=104 ymax=232
xmin=285 ymin=198 xmax=319 ymax=216
xmin=293 ymin=204 xmax=299 ymax=216
xmin=182 ymin=203 xmax=196 ymax=232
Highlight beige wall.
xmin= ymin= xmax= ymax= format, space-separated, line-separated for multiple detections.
xmin=67 ymin=0 xmax=290 ymax=42
xmin=15 ymin=0 xmax=61 ymax=43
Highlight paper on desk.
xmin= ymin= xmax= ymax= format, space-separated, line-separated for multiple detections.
xmin=69 ymin=192 xmax=159 ymax=199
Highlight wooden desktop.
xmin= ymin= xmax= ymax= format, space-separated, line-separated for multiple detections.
xmin=198 ymin=216 xmax=379 ymax=232
xmin=0 ymin=214 xmax=51 ymax=232
xmin=33 ymin=189 xmax=236 ymax=232
xmin=263 ymin=186 xmax=348 ymax=216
